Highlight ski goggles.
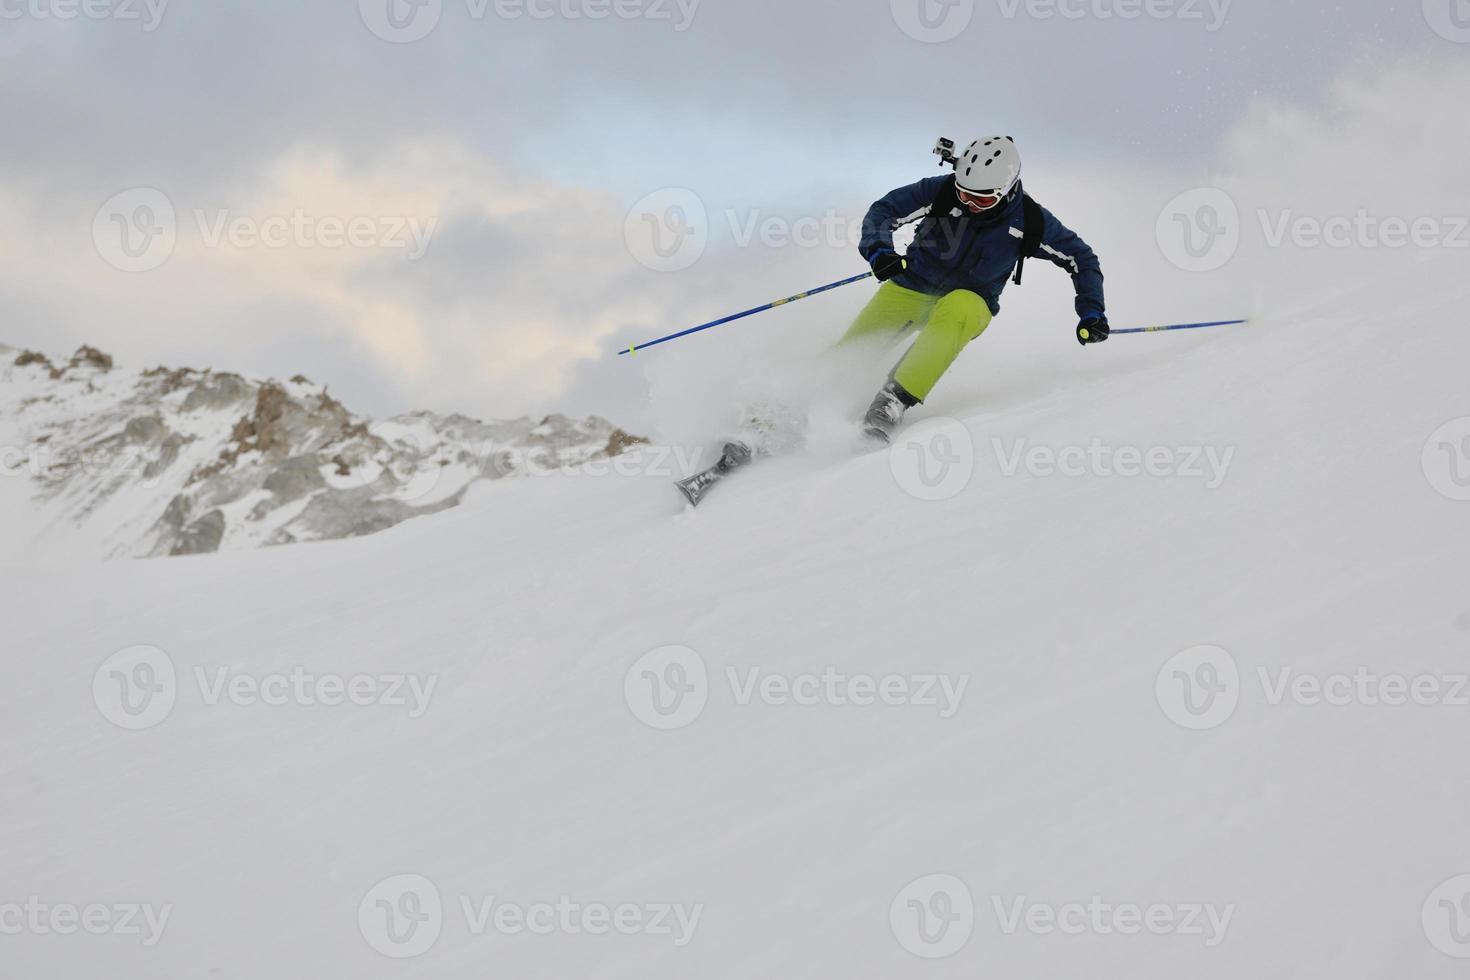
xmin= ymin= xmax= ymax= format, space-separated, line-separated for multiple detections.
xmin=956 ymin=186 xmax=1005 ymax=212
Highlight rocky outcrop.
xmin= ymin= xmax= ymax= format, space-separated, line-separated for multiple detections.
xmin=3 ymin=344 xmax=648 ymax=559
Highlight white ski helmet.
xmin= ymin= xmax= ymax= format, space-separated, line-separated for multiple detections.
xmin=955 ymin=136 xmax=1022 ymax=202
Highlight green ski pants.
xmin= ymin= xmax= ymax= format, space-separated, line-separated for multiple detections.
xmin=836 ymin=282 xmax=994 ymax=402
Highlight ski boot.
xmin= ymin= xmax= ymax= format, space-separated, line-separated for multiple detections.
xmin=861 ymin=379 xmax=920 ymax=445
xmin=674 ymin=441 xmax=754 ymax=507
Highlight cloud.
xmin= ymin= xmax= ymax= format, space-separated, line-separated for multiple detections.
xmin=2 ymin=137 xmax=670 ymax=417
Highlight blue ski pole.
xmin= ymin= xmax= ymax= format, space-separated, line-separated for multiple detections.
xmin=1111 ymin=318 xmax=1248 ymax=336
xmin=618 ymin=271 xmax=875 ymax=356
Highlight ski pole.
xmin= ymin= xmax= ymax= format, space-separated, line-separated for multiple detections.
xmin=1111 ymin=318 xmax=1248 ymax=336
xmin=618 ymin=271 xmax=875 ymax=356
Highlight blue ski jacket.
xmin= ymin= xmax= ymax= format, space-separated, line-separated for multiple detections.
xmin=859 ymin=175 xmax=1106 ymax=321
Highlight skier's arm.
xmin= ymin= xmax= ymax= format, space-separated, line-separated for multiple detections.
xmin=859 ymin=176 xmax=949 ymax=263
xmin=1034 ymin=207 xmax=1106 ymax=322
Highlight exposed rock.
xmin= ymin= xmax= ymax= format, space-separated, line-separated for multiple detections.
xmin=15 ymin=350 xmax=55 ymax=371
xmin=172 ymin=509 xmax=226 ymax=556
xmin=122 ymin=415 xmax=167 ymax=445
xmin=68 ymin=346 xmax=113 ymax=371
xmin=264 ymin=456 xmax=328 ymax=502
xmin=3 ymin=342 xmax=649 ymax=559
xmin=606 ymin=429 xmax=649 ymax=457
xmin=181 ymin=372 xmax=252 ymax=412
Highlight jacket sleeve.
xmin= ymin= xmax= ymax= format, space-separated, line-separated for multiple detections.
xmin=859 ymin=176 xmax=949 ymax=263
xmin=1034 ymin=206 xmax=1106 ymax=321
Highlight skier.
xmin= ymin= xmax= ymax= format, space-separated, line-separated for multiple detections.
xmin=677 ymin=136 xmax=1108 ymax=506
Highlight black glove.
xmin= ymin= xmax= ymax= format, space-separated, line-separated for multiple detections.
xmin=1077 ymin=315 xmax=1110 ymax=346
xmin=869 ymin=251 xmax=908 ymax=283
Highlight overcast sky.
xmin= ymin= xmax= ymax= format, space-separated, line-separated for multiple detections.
xmin=0 ymin=0 xmax=1459 ymax=427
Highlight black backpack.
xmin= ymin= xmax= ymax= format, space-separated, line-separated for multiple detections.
xmin=1012 ymin=195 xmax=1045 ymax=286
xmin=929 ymin=177 xmax=1044 ymax=286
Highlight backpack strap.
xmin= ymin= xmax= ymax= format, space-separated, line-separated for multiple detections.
xmin=1012 ymin=194 xmax=1044 ymax=286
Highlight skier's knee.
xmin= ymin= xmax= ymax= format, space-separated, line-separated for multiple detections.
xmin=936 ymin=289 xmax=985 ymax=318
xmin=934 ymin=289 xmax=991 ymax=341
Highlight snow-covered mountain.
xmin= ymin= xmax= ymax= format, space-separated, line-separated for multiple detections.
xmin=0 ymin=343 xmax=645 ymax=560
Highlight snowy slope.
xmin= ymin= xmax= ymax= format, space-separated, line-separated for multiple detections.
xmin=4 ymin=244 xmax=1468 ymax=978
